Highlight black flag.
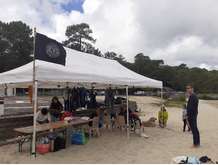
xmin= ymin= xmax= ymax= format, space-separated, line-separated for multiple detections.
xmin=35 ymin=33 xmax=66 ymax=65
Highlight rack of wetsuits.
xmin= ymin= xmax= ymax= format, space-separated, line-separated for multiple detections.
xmin=63 ymin=87 xmax=87 ymax=111
xmin=63 ymin=87 xmax=98 ymax=111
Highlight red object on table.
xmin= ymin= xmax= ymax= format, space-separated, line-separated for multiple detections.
xmin=36 ymin=144 xmax=50 ymax=154
xmin=60 ymin=112 xmax=72 ymax=121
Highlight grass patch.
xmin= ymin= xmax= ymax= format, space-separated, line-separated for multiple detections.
xmin=198 ymin=93 xmax=218 ymax=100
xmin=165 ymin=100 xmax=185 ymax=108
xmin=164 ymin=95 xmax=186 ymax=108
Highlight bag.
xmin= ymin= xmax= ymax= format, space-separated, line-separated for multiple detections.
xmin=199 ymin=156 xmax=214 ymax=163
xmin=47 ymin=132 xmax=57 ymax=140
xmin=54 ymin=136 xmax=66 ymax=152
xmin=186 ymin=156 xmax=200 ymax=164
xmin=71 ymin=131 xmax=88 ymax=145
xmin=38 ymin=136 xmax=49 ymax=144
xmin=172 ymin=156 xmax=200 ymax=164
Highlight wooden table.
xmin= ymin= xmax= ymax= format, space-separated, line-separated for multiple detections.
xmin=14 ymin=117 xmax=92 ymax=153
xmin=14 ymin=118 xmax=91 ymax=134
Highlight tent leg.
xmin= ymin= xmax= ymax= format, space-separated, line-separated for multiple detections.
xmin=161 ymin=87 xmax=163 ymax=104
xmin=31 ymin=80 xmax=38 ymax=157
xmin=126 ymin=86 xmax=129 ymax=139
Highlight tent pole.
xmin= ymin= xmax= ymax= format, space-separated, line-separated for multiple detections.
xmin=31 ymin=27 xmax=37 ymax=157
xmin=32 ymin=80 xmax=38 ymax=156
xmin=126 ymin=86 xmax=130 ymax=138
xmin=161 ymin=87 xmax=163 ymax=104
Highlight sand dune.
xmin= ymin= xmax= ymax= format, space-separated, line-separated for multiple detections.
xmin=0 ymin=96 xmax=218 ymax=163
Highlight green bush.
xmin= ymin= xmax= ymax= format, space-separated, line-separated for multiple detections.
xmin=165 ymin=95 xmax=186 ymax=108
xmin=170 ymin=95 xmax=186 ymax=102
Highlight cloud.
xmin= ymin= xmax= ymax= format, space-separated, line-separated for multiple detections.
xmin=1 ymin=0 xmax=218 ymax=69
xmin=151 ymin=36 xmax=218 ymax=69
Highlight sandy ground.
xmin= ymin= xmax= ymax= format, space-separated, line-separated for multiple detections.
xmin=0 ymin=96 xmax=218 ymax=164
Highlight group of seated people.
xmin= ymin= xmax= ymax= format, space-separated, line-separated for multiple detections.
xmin=36 ymin=96 xmax=141 ymax=128
xmin=88 ymin=103 xmax=142 ymax=130
xmin=36 ymin=95 xmax=142 ymax=132
xmin=36 ymin=96 xmax=63 ymax=124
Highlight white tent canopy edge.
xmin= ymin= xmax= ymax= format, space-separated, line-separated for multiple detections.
xmin=0 ymin=47 xmax=162 ymax=89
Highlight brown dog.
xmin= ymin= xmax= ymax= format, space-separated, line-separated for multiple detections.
xmin=142 ymin=117 xmax=157 ymax=127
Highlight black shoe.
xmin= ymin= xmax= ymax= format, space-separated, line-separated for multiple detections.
xmin=191 ymin=144 xmax=200 ymax=148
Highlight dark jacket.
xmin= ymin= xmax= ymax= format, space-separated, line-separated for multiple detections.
xmin=187 ymin=93 xmax=199 ymax=119
xmin=49 ymin=102 xmax=63 ymax=118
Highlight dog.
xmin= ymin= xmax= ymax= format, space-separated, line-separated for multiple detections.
xmin=142 ymin=117 xmax=157 ymax=127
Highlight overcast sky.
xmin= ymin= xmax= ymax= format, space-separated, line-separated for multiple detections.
xmin=1 ymin=0 xmax=218 ymax=70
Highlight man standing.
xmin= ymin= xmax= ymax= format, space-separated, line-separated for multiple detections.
xmin=186 ymin=84 xmax=200 ymax=147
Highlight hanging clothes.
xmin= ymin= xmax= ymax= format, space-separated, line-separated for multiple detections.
xmin=105 ymin=87 xmax=115 ymax=120
xmin=79 ymin=87 xmax=87 ymax=108
xmin=88 ymin=88 xmax=97 ymax=108
xmin=105 ymin=87 xmax=114 ymax=109
xmin=63 ymin=87 xmax=88 ymax=110
xmin=63 ymin=87 xmax=71 ymax=111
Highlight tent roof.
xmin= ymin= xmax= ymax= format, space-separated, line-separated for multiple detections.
xmin=0 ymin=47 xmax=162 ymax=89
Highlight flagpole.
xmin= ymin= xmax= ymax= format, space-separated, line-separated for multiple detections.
xmin=31 ymin=27 xmax=37 ymax=157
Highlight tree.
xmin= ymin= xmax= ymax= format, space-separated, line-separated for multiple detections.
xmin=0 ymin=21 xmax=33 ymax=73
xmin=134 ymin=53 xmax=150 ymax=62
xmin=63 ymin=23 xmax=96 ymax=52
xmin=93 ymin=48 xmax=103 ymax=57
xmin=85 ymin=43 xmax=103 ymax=57
xmin=104 ymin=51 xmax=117 ymax=59
xmin=178 ymin=63 xmax=188 ymax=69
xmin=134 ymin=53 xmax=150 ymax=74
xmin=116 ymin=54 xmax=126 ymax=63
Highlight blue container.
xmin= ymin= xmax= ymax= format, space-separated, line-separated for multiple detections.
xmin=71 ymin=131 xmax=87 ymax=145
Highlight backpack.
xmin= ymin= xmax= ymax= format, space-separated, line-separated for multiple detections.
xmin=54 ymin=136 xmax=66 ymax=152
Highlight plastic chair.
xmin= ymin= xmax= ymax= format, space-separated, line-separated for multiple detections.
xmin=116 ymin=115 xmax=126 ymax=131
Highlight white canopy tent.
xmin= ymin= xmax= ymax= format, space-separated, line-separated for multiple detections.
xmin=0 ymin=47 xmax=163 ymax=156
xmin=0 ymin=47 xmax=162 ymax=89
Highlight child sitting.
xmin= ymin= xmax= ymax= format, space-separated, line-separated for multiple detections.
xmin=158 ymin=105 xmax=168 ymax=128
xmin=120 ymin=105 xmax=142 ymax=130
xmin=36 ymin=108 xmax=51 ymax=124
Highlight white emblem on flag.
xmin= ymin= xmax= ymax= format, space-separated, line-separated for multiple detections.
xmin=46 ymin=43 xmax=60 ymax=58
